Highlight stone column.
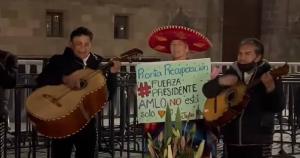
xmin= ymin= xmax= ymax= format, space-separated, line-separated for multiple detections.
xmin=205 ymin=0 xmax=223 ymax=62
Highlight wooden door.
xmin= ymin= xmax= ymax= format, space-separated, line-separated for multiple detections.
xmin=222 ymin=0 xmax=263 ymax=61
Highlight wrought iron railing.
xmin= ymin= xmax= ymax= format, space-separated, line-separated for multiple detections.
xmin=3 ymin=74 xmax=300 ymax=158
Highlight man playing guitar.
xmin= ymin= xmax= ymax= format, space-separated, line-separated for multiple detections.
xmin=202 ymin=38 xmax=285 ymax=158
xmin=36 ymin=27 xmax=121 ymax=158
xmin=0 ymin=49 xmax=18 ymax=158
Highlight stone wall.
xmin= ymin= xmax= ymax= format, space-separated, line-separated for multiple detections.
xmin=1 ymin=0 xmax=300 ymax=62
xmin=0 ymin=0 xmax=223 ymax=61
xmin=261 ymin=0 xmax=300 ymax=62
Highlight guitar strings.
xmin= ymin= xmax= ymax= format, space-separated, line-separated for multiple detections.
xmin=53 ymin=50 xmax=142 ymax=100
xmin=53 ymin=58 xmax=118 ymax=100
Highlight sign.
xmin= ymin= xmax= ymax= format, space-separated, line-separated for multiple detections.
xmin=136 ymin=58 xmax=211 ymax=123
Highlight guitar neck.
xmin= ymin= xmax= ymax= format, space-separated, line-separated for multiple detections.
xmin=245 ymin=63 xmax=289 ymax=91
xmin=96 ymin=48 xmax=141 ymax=72
xmin=98 ymin=60 xmax=115 ymax=72
xmin=246 ymin=78 xmax=261 ymax=92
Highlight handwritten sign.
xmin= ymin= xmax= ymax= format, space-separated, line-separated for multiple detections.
xmin=136 ymin=58 xmax=211 ymax=123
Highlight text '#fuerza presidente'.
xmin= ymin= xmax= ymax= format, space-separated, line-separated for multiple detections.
xmin=137 ymin=63 xmax=208 ymax=79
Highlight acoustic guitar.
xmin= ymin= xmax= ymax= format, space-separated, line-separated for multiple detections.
xmin=203 ymin=64 xmax=289 ymax=126
xmin=25 ymin=48 xmax=143 ymax=139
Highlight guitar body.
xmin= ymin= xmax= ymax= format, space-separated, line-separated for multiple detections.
xmin=25 ymin=68 xmax=108 ymax=139
xmin=204 ymin=82 xmax=250 ymax=126
xmin=25 ymin=48 xmax=143 ymax=139
xmin=204 ymin=64 xmax=289 ymax=126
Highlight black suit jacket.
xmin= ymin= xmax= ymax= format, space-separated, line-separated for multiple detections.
xmin=0 ymin=49 xmax=18 ymax=89
xmin=0 ymin=49 xmax=18 ymax=118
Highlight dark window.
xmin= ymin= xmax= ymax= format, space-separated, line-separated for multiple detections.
xmin=46 ymin=12 xmax=63 ymax=37
xmin=114 ymin=15 xmax=129 ymax=39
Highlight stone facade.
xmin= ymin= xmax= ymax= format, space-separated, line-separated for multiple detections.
xmin=1 ymin=0 xmax=298 ymax=62
xmin=0 ymin=0 xmax=223 ymax=61
xmin=261 ymin=0 xmax=300 ymax=62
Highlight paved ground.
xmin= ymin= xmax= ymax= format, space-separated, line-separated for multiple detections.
xmin=6 ymin=150 xmax=142 ymax=158
xmin=4 ymin=145 xmax=300 ymax=158
xmin=4 ymin=138 xmax=300 ymax=158
xmin=5 ymin=121 xmax=300 ymax=158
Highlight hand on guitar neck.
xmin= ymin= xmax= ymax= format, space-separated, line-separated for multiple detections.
xmin=218 ymin=75 xmax=238 ymax=86
xmin=217 ymin=72 xmax=277 ymax=93
xmin=218 ymin=72 xmax=276 ymax=93
xmin=261 ymin=72 xmax=275 ymax=93
xmin=110 ymin=60 xmax=121 ymax=73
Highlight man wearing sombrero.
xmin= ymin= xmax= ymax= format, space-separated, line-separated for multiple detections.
xmin=145 ymin=25 xmax=219 ymax=158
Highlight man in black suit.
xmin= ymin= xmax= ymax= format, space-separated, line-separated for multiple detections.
xmin=36 ymin=27 xmax=121 ymax=158
xmin=0 ymin=49 xmax=18 ymax=158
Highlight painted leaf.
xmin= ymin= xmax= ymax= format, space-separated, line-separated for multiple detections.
xmin=175 ymin=107 xmax=182 ymax=135
xmin=194 ymin=140 xmax=206 ymax=158
xmin=164 ymin=105 xmax=172 ymax=148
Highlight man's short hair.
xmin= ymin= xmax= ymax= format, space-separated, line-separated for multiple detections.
xmin=70 ymin=27 xmax=93 ymax=42
xmin=239 ymin=38 xmax=264 ymax=57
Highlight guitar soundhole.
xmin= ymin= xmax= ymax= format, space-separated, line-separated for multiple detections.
xmin=226 ymin=90 xmax=236 ymax=104
xmin=80 ymin=80 xmax=88 ymax=89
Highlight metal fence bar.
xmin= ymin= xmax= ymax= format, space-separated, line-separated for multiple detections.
xmin=14 ymin=88 xmax=21 ymax=158
xmin=109 ymin=99 xmax=115 ymax=158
